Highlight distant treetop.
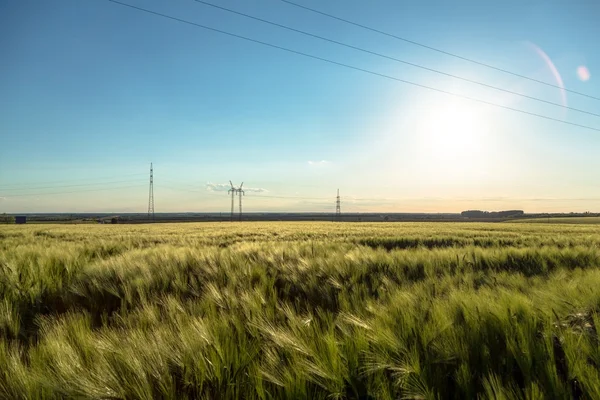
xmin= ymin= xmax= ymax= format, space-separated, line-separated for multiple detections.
xmin=461 ymin=210 xmax=525 ymax=218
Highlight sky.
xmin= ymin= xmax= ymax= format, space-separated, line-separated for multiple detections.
xmin=1 ymin=0 xmax=599 ymax=213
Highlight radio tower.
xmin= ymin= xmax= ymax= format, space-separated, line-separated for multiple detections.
xmin=148 ymin=163 xmax=155 ymax=221
xmin=228 ymin=181 xmax=236 ymax=222
xmin=238 ymin=183 xmax=245 ymax=221
xmin=335 ymin=189 xmax=341 ymax=221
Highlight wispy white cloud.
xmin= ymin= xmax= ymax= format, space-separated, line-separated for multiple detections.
xmin=244 ymin=187 xmax=268 ymax=193
xmin=0 ymin=197 xmax=6 ymax=201
xmin=206 ymin=182 xmax=231 ymax=192
xmin=206 ymin=182 xmax=268 ymax=193
xmin=307 ymin=160 xmax=330 ymax=166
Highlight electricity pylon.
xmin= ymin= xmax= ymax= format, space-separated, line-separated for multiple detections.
xmin=228 ymin=181 xmax=236 ymax=222
xmin=335 ymin=189 xmax=341 ymax=221
xmin=237 ymin=182 xmax=245 ymax=221
xmin=148 ymin=163 xmax=154 ymax=221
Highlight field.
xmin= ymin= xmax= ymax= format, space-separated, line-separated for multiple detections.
xmin=2 ymin=222 xmax=600 ymax=399
xmin=514 ymin=217 xmax=600 ymax=225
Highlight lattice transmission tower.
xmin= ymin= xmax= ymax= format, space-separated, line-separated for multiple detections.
xmin=335 ymin=189 xmax=341 ymax=221
xmin=238 ymin=183 xmax=245 ymax=222
xmin=228 ymin=181 xmax=236 ymax=222
xmin=228 ymin=181 xmax=245 ymax=222
xmin=148 ymin=163 xmax=155 ymax=221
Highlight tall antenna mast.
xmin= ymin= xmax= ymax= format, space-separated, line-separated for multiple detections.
xmin=238 ymin=182 xmax=245 ymax=222
xmin=228 ymin=180 xmax=236 ymax=222
xmin=148 ymin=162 xmax=155 ymax=221
xmin=335 ymin=188 xmax=341 ymax=221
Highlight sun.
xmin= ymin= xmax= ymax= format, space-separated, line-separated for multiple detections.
xmin=414 ymin=99 xmax=491 ymax=178
xmin=422 ymin=101 xmax=481 ymax=153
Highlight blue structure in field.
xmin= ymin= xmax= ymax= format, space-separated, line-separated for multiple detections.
xmin=15 ymin=216 xmax=26 ymax=224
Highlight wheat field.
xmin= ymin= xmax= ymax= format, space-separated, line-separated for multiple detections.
xmin=1 ymin=222 xmax=600 ymax=399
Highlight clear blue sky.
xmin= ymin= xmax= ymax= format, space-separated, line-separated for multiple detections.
xmin=1 ymin=0 xmax=599 ymax=213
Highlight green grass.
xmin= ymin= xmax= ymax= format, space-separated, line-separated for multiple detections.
xmin=1 ymin=222 xmax=600 ymax=399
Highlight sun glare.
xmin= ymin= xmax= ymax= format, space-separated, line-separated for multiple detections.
xmin=424 ymin=103 xmax=480 ymax=151
xmin=414 ymin=100 xmax=490 ymax=179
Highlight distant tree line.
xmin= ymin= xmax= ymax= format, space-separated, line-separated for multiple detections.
xmin=1 ymin=213 xmax=15 ymax=224
xmin=461 ymin=210 xmax=524 ymax=218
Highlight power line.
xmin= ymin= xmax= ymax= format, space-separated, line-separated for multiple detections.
xmin=162 ymin=184 xmax=323 ymax=200
xmin=1 ymin=184 xmax=147 ymax=198
xmin=160 ymin=180 xmax=600 ymax=204
xmin=246 ymin=194 xmax=330 ymax=200
xmin=161 ymin=184 xmax=202 ymax=192
xmin=280 ymin=0 xmax=600 ymax=102
xmin=0 ymin=173 xmax=147 ymax=190
xmin=105 ymin=0 xmax=600 ymax=133
xmin=161 ymin=185 xmax=215 ymax=194
xmin=160 ymin=179 xmax=203 ymax=189
xmin=5 ymin=180 xmax=597 ymax=204
xmin=193 ymin=0 xmax=599 ymax=118
xmin=163 ymin=188 xmax=600 ymax=204
xmin=0 ymin=179 xmax=145 ymax=192
xmin=161 ymin=181 xmax=322 ymax=198
xmin=161 ymin=190 xmax=451 ymax=203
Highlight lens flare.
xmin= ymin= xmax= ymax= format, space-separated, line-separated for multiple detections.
xmin=577 ymin=66 xmax=591 ymax=81
xmin=527 ymin=42 xmax=567 ymax=107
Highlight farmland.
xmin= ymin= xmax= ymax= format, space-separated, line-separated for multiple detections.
xmin=514 ymin=217 xmax=600 ymax=225
xmin=1 ymin=222 xmax=600 ymax=399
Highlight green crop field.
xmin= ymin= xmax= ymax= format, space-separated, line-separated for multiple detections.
xmin=513 ymin=217 xmax=600 ymax=225
xmin=2 ymin=222 xmax=600 ymax=399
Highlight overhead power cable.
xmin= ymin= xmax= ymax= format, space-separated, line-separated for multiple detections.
xmin=0 ymin=179 xmax=146 ymax=192
xmin=163 ymin=184 xmax=321 ymax=200
xmin=160 ymin=179 xmax=206 ymax=189
xmin=192 ymin=0 xmax=599 ymax=118
xmin=105 ymin=0 xmax=600 ymax=132
xmin=1 ymin=184 xmax=147 ymax=198
xmin=0 ymin=173 xmax=147 ymax=190
xmin=246 ymin=194 xmax=330 ymax=200
xmin=165 ymin=189 xmax=600 ymax=204
xmin=280 ymin=0 xmax=600 ymax=102
xmin=162 ymin=184 xmax=224 ymax=196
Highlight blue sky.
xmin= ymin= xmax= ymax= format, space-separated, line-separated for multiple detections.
xmin=1 ymin=0 xmax=599 ymax=213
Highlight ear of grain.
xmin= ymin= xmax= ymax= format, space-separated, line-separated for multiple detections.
xmin=1 ymin=222 xmax=600 ymax=398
